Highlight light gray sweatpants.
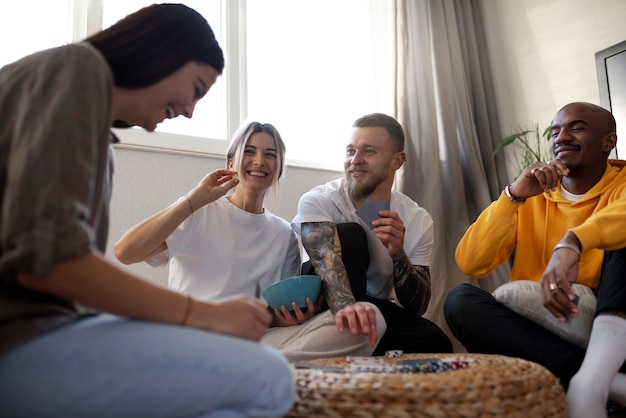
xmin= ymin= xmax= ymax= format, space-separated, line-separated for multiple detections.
xmin=261 ymin=301 xmax=386 ymax=362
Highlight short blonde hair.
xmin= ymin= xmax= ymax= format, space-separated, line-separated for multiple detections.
xmin=353 ymin=113 xmax=405 ymax=152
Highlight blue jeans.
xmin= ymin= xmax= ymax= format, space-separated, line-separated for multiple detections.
xmin=0 ymin=314 xmax=294 ymax=418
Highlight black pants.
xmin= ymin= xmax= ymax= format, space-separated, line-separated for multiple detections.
xmin=444 ymin=247 xmax=626 ymax=388
xmin=302 ymin=223 xmax=452 ymax=355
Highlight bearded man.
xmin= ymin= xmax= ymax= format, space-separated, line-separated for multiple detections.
xmin=291 ymin=113 xmax=452 ymax=355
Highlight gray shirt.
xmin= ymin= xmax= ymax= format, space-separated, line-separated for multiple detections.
xmin=0 ymin=43 xmax=115 ymax=355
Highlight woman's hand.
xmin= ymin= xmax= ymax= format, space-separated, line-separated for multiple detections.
xmin=188 ymin=295 xmax=272 ymax=341
xmin=187 ymin=169 xmax=239 ymax=210
xmin=272 ymin=295 xmax=324 ymax=326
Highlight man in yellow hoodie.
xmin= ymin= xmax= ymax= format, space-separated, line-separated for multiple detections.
xmin=444 ymin=102 xmax=626 ymax=418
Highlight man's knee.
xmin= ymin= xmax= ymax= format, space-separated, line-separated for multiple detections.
xmin=444 ymin=283 xmax=479 ymax=319
xmin=300 ymin=222 xmax=369 ymax=277
xmin=336 ymin=222 xmax=367 ymax=238
xmin=336 ymin=223 xmax=369 ymax=256
xmin=443 ymin=283 xmax=474 ymax=311
xmin=335 ymin=223 xmax=370 ymax=300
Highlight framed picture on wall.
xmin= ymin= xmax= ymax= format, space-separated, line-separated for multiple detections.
xmin=596 ymin=40 xmax=626 ymax=159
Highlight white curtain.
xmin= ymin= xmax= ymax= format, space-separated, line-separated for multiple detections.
xmin=391 ymin=0 xmax=512 ymax=350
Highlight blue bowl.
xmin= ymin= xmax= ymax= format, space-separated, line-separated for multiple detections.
xmin=262 ymin=275 xmax=322 ymax=309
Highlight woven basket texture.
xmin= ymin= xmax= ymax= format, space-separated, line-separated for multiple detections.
xmin=286 ymin=353 xmax=566 ymax=418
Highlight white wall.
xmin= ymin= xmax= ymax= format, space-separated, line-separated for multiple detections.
xmin=107 ymin=0 xmax=626 ymax=290
xmin=107 ymin=144 xmax=341 ymax=286
xmin=479 ymin=0 xmax=626 ymax=172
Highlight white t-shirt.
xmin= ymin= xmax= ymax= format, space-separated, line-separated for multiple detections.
xmin=147 ymin=196 xmax=301 ymax=301
xmin=291 ymin=178 xmax=433 ymax=299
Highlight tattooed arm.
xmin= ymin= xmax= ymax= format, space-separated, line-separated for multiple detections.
xmin=300 ymin=221 xmax=355 ymax=313
xmin=301 ymin=221 xmax=379 ymax=347
xmin=373 ymin=209 xmax=432 ymax=315
xmin=393 ymin=254 xmax=431 ymax=315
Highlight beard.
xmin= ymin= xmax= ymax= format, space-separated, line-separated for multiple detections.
xmin=345 ymin=166 xmax=388 ymax=201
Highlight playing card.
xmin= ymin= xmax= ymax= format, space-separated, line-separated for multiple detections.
xmin=355 ymin=199 xmax=390 ymax=229
xmin=293 ymin=362 xmax=346 ymax=373
xmin=346 ymin=356 xmax=391 ymax=372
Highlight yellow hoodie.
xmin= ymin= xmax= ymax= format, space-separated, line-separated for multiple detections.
xmin=456 ymin=160 xmax=626 ymax=289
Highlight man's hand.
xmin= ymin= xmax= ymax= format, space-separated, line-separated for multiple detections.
xmin=373 ymin=210 xmax=431 ymax=314
xmin=372 ymin=210 xmax=405 ymax=260
xmin=540 ymin=235 xmax=581 ymax=322
xmin=509 ymin=159 xmax=570 ymax=199
xmin=334 ymin=302 xmax=379 ymax=347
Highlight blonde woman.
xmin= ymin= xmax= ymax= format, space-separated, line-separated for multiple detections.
xmin=116 ymin=121 xmax=385 ymax=362
xmin=115 ymin=122 xmax=301 ymax=302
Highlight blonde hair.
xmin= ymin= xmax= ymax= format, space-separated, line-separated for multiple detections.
xmin=226 ymin=122 xmax=286 ymax=201
xmin=353 ymin=113 xmax=405 ymax=152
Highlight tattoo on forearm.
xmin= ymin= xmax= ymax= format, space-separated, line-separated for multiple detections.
xmin=393 ymin=252 xmax=431 ymax=315
xmin=302 ymin=222 xmax=356 ymax=313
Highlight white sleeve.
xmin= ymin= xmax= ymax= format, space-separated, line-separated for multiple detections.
xmin=145 ymin=248 xmax=170 ymax=268
xmin=291 ymin=190 xmax=335 ymax=235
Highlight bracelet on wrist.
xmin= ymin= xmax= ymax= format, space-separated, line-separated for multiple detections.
xmin=185 ymin=195 xmax=194 ymax=214
xmin=553 ymin=242 xmax=581 ymax=256
xmin=180 ymin=295 xmax=194 ymax=325
xmin=504 ymin=184 xmax=526 ymax=204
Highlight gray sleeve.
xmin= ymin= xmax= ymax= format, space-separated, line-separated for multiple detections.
xmin=0 ymin=44 xmax=113 ymax=277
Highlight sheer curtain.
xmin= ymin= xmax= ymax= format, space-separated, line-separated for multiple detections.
xmin=391 ymin=0 xmax=512 ymax=350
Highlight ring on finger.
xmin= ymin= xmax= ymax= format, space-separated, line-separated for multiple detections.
xmin=549 ymin=282 xmax=559 ymax=291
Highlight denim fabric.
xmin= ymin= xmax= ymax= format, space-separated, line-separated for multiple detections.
xmin=0 ymin=314 xmax=294 ymax=418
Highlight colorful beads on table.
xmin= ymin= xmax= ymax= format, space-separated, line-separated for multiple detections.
xmin=395 ymin=357 xmax=475 ymax=374
xmin=342 ymin=355 xmax=476 ymax=374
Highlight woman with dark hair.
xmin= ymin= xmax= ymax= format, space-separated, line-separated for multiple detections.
xmin=0 ymin=4 xmax=294 ymax=418
xmin=86 ymin=3 xmax=225 ymax=87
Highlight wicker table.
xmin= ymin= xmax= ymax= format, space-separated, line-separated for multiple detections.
xmin=287 ymin=353 xmax=566 ymax=418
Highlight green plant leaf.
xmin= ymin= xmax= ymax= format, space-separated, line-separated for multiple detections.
xmin=492 ymin=131 xmax=532 ymax=156
xmin=494 ymin=124 xmax=552 ymax=177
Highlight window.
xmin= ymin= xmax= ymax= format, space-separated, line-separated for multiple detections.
xmin=596 ymin=40 xmax=626 ymax=159
xmin=244 ymin=0 xmax=394 ymax=169
xmin=0 ymin=1 xmax=72 ymax=67
xmin=103 ymin=0 xmax=228 ymax=155
xmin=1 ymin=1 xmax=393 ymax=171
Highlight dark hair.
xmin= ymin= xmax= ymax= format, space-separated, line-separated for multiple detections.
xmin=86 ymin=3 xmax=224 ymax=88
xmin=353 ymin=113 xmax=405 ymax=151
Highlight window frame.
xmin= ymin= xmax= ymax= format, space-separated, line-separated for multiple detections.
xmin=71 ymin=0 xmax=386 ymax=171
xmin=92 ymin=0 xmax=240 ymax=158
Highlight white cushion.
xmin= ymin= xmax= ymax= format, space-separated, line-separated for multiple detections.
xmin=492 ymin=280 xmax=596 ymax=348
